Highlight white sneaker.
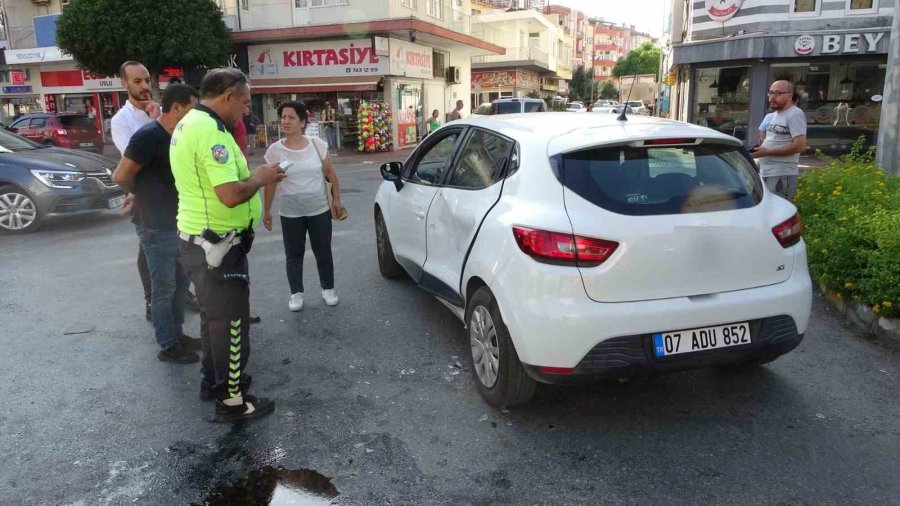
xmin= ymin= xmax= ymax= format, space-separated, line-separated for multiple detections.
xmin=322 ymin=289 xmax=339 ymax=306
xmin=289 ymin=292 xmax=304 ymax=312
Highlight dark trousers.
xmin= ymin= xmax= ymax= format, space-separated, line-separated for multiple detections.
xmin=138 ymin=242 xmax=151 ymax=305
xmin=180 ymin=239 xmax=250 ymax=401
xmin=281 ymin=211 xmax=334 ymax=294
xmin=139 ymin=228 xmax=188 ymax=350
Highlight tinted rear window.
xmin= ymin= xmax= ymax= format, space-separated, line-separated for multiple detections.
xmin=57 ymin=116 xmax=94 ymax=128
xmin=523 ymin=101 xmax=544 ymax=112
xmin=558 ymin=144 xmax=763 ymax=216
xmin=493 ymin=102 xmax=522 ymax=114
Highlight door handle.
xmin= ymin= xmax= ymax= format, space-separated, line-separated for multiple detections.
xmin=415 ymin=210 xmax=426 ymax=219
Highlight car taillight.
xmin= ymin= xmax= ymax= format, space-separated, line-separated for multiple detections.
xmin=772 ymin=213 xmax=802 ymax=248
xmin=512 ymin=226 xmax=618 ymax=266
xmin=55 ymin=129 xmax=68 ymax=136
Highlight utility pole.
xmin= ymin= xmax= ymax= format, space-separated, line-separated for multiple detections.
xmin=876 ymin=9 xmax=900 ymax=175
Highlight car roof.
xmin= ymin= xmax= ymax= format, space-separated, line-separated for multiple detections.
xmin=450 ymin=112 xmax=742 ymax=155
xmin=492 ymin=98 xmax=544 ymax=102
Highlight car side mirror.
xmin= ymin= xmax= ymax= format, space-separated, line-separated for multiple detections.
xmin=380 ymin=162 xmax=404 ymax=191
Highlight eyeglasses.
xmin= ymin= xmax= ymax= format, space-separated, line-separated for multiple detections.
xmin=767 ymin=91 xmax=791 ymax=97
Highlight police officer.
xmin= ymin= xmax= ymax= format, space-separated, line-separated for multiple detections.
xmin=171 ymin=68 xmax=286 ymax=423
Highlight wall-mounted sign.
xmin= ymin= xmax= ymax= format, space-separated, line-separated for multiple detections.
xmin=81 ymin=70 xmax=119 ymax=90
xmin=4 ymin=46 xmax=72 ymax=64
xmin=794 ymin=35 xmax=815 ymax=55
xmin=705 ymin=0 xmax=743 ymax=22
xmin=2 ymin=85 xmax=32 ymax=94
xmin=10 ymin=71 xmax=26 ymax=85
xmin=248 ymin=40 xmax=388 ymax=79
xmin=792 ymin=32 xmax=886 ymax=56
xmin=389 ymin=39 xmax=433 ymax=79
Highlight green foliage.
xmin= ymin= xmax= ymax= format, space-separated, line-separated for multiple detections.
xmin=56 ymin=0 xmax=230 ymax=78
xmin=568 ymin=65 xmax=593 ymax=103
xmin=612 ymin=42 xmax=660 ymax=78
xmin=795 ymin=137 xmax=900 ymax=317
xmin=525 ymin=90 xmax=541 ymax=99
xmin=598 ymin=80 xmax=618 ymax=100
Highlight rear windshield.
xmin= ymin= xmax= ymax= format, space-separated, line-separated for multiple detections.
xmin=493 ymin=102 xmax=522 ymax=114
xmin=57 ymin=115 xmax=94 ymax=128
xmin=558 ymin=143 xmax=763 ymax=216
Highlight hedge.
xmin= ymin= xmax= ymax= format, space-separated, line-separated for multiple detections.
xmin=795 ymin=139 xmax=900 ymax=318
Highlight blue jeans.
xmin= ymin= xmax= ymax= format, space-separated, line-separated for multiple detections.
xmin=325 ymin=124 xmax=337 ymax=152
xmin=138 ymin=227 xmax=188 ymax=350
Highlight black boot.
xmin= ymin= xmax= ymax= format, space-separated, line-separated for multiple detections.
xmin=180 ymin=334 xmax=202 ymax=351
xmin=214 ymin=395 xmax=275 ymax=423
xmin=158 ymin=347 xmax=199 ymax=364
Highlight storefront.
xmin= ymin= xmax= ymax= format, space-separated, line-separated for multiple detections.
xmin=673 ymin=29 xmax=890 ymax=153
xmin=247 ymin=37 xmax=446 ymax=152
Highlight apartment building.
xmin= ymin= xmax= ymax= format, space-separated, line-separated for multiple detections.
xmin=665 ymin=0 xmax=891 ymax=153
xmin=222 ymin=0 xmax=503 ymax=150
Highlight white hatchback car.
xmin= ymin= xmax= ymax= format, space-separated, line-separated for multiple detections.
xmin=374 ymin=113 xmax=812 ymax=406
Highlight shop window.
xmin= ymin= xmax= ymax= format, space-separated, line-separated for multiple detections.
xmin=791 ymin=0 xmax=819 ymax=14
xmin=433 ymin=51 xmax=447 ymax=79
xmin=846 ymin=0 xmax=877 ymax=12
xmin=692 ymin=66 xmax=751 ymax=143
xmin=769 ymin=62 xmax=884 ymax=155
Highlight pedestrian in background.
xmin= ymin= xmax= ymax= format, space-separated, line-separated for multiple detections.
xmin=427 ymin=109 xmax=441 ymax=136
xmin=448 ymin=100 xmax=464 ymax=122
xmin=751 ymin=80 xmax=807 ymax=201
xmin=322 ymin=101 xmax=338 ymax=156
xmin=262 ymin=101 xmax=344 ymax=312
xmin=111 ymin=61 xmax=159 ymax=322
xmin=171 ymin=68 xmax=286 ymax=423
xmin=112 ymin=84 xmax=202 ymax=364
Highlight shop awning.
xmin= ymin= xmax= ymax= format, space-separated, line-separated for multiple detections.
xmin=251 ymin=76 xmax=380 ymax=94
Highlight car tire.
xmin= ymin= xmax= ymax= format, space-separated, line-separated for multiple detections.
xmin=43 ymin=140 xmax=55 ymax=147
xmin=375 ymin=211 xmax=404 ymax=279
xmin=466 ymin=287 xmax=536 ymax=406
xmin=0 ymin=185 xmax=43 ymax=234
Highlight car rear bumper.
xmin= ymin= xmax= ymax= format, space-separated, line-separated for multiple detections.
xmin=523 ymin=314 xmax=801 ymax=385
xmin=489 ymin=242 xmax=813 ymax=370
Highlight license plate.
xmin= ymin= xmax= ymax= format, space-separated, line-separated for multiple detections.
xmin=79 ymin=142 xmax=94 ymax=147
xmin=108 ymin=196 xmax=125 ymax=209
xmin=653 ymin=322 xmax=751 ymax=357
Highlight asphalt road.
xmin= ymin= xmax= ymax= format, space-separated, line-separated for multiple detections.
xmin=1 ymin=159 xmax=898 ymax=505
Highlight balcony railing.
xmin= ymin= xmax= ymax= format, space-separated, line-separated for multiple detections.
xmin=472 ymin=46 xmax=550 ymax=65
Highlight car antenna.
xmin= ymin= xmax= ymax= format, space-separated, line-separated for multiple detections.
xmin=617 ymin=70 xmax=639 ymax=122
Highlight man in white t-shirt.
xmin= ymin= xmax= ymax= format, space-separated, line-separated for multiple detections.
xmin=751 ymin=80 xmax=807 ymax=201
xmin=111 ymin=61 xmax=159 ymax=154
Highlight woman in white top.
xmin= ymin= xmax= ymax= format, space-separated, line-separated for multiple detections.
xmin=263 ymin=101 xmax=343 ymax=310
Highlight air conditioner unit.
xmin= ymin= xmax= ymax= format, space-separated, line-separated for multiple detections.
xmin=31 ymin=0 xmax=51 ymax=5
xmin=446 ymin=66 xmax=461 ymax=84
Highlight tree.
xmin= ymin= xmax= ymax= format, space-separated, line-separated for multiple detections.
xmin=612 ymin=42 xmax=661 ymax=79
xmin=56 ymin=0 xmax=230 ymax=95
xmin=598 ymin=80 xmax=618 ymax=100
xmin=568 ymin=65 xmax=593 ymax=103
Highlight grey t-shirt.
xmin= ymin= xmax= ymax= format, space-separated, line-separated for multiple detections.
xmin=758 ymin=106 xmax=807 ymax=177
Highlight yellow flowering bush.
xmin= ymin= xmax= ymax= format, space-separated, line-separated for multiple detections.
xmin=795 ymin=138 xmax=900 ymax=318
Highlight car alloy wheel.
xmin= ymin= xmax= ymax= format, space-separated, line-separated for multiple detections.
xmin=470 ymin=305 xmax=500 ymax=388
xmin=0 ymin=191 xmax=38 ymax=231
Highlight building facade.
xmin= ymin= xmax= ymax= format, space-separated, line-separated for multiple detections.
xmin=667 ymin=0 xmax=892 ymax=153
xmin=224 ymin=0 xmax=502 ymax=151
xmin=0 ymin=0 xmax=185 ymax=144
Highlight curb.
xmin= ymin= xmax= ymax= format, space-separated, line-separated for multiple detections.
xmin=818 ymin=282 xmax=900 ymax=345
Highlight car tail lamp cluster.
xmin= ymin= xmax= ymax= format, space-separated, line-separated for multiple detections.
xmin=512 ymin=226 xmax=618 ymax=267
xmin=772 ymin=213 xmax=802 ymax=248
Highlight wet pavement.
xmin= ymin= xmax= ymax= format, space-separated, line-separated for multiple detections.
xmin=1 ymin=159 xmax=899 ymax=504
